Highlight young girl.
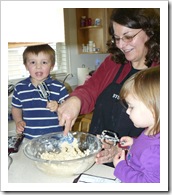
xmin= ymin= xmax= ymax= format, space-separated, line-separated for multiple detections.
xmin=113 ymin=66 xmax=160 ymax=183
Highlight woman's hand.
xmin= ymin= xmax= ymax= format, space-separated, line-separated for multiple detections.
xmin=47 ymin=100 xmax=58 ymax=112
xmin=57 ymin=96 xmax=81 ymax=135
xmin=113 ymin=149 xmax=125 ymax=167
xmin=16 ymin=120 xmax=26 ymax=134
xmin=95 ymin=139 xmax=122 ymax=164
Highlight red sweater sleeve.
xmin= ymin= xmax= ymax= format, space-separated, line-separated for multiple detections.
xmin=70 ymin=56 xmax=159 ymax=114
xmin=70 ymin=55 xmax=130 ymax=114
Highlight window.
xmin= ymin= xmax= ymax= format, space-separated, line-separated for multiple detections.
xmin=8 ymin=42 xmax=69 ymax=81
xmin=5 ymin=4 xmax=69 ymax=83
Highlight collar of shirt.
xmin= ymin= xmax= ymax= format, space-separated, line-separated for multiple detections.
xmin=22 ymin=75 xmax=52 ymax=87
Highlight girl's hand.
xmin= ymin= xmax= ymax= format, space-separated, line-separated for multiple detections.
xmin=113 ymin=149 xmax=125 ymax=167
xmin=16 ymin=121 xmax=26 ymax=134
xmin=47 ymin=101 xmax=58 ymax=112
xmin=120 ymin=136 xmax=133 ymax=147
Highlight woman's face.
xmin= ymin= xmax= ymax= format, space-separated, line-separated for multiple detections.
xmin=113 ymin=22 xmax=149 ymax=66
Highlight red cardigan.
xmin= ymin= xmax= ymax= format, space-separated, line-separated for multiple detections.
xmin=70 ymin=54 xmax=158 ymax=114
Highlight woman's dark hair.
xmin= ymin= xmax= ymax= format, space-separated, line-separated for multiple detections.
xmin=107 ymin=8 xmax=160 ymax=67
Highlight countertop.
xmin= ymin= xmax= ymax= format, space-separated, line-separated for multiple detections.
xmin=8 ymin=137 xmax=119 ymax=184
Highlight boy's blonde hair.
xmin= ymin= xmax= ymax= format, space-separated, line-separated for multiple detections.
xmin=23 ymin=44 xmax=55 ymax=66
xmin=120 ymin=66 xmax=160 ymax=136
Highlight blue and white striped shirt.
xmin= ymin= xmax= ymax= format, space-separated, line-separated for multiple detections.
xmin=12 ymin=76 xmax=69 ymax=139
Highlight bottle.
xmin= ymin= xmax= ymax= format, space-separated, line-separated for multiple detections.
xmin=86 ymin=44 xmax=89 ymax=52
xmin=88 ymin=18 xmax=92 ymax=26
xmin=92 ymin=42 xmax=96 ymax=52
xmin=80 ymin=16 xmax=86 ymax=27
xmin=95 ymin=18 xmax=101 ymax=26
xmin=88 ymin=41 xmax=93 ymax=52
xmin=85 ymin=18 xmax=89 ymax=26
xmin=82 ymin=44 xmax=85 ymax=52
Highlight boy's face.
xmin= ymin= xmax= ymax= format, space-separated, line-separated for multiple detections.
xmin=25 ymin=52 xmax=54 ymax=86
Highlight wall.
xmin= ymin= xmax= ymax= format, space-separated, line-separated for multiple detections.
xmin=64 ymin=8 xmax=109 ymax=87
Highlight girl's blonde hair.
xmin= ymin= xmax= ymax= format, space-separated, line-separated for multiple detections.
xmin=120 ymin=66 xmax=160 ymax=136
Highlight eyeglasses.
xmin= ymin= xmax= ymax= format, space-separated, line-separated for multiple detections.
xmin=113 ymin=30 xmax=143 ymax=44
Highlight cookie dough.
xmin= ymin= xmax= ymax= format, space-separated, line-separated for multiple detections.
xmin=40 ymin=138 xmax=90 ymax=161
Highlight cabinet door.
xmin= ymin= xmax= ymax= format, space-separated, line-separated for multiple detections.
xmin=76 ymin=8 xmax=113 ymax=54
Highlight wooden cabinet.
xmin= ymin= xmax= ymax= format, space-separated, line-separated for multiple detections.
xmin=76 ymin=8 xmax=113 ymax=54
xmin=72 ymin=112 xmax=93 ymax=132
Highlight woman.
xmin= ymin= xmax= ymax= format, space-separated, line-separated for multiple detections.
xmin=58 ymin=8 xmax=160 ymax=165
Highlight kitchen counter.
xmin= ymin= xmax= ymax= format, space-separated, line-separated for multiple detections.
xmin=8 ymin=138 xmax=119 ymax=184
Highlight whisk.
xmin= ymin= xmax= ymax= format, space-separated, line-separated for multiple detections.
xmin=100 ymin=130 xmax=125 ymax=146
xmin=37 ymin=82 xmax=50 ymax=101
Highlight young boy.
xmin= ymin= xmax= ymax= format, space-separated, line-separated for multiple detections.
xmin=11 ymin=44 xmax=69 ymax=139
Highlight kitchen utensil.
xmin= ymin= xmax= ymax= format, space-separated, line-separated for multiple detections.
xmin=37 ymin=82 xmax=50 ymax=101
xmin=100 ymin=130 xmax=125 ymax=146
xmin=59 ymin=132 xmax=74 ymax=144
xmin=23 ymin=131 xmax=102 ymax=176
xmin=37 ymin=81 xmax=66 ymax=104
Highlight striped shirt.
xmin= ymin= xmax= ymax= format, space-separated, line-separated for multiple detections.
xmin=12 ymin=76 xmax=69 ymax=139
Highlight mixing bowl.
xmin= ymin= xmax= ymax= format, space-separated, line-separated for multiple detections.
xmin=23 ymin=131 xmax=102 ymax=176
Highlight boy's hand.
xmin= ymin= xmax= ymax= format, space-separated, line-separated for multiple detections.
xmin=16 ymin=121 xmax=26 ymax=134
xmin=47 ymin=100 xmax=58 ymax=112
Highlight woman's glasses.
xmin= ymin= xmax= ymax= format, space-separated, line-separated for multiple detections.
xmin=113 ymin=29 xmax=143 ymax=44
